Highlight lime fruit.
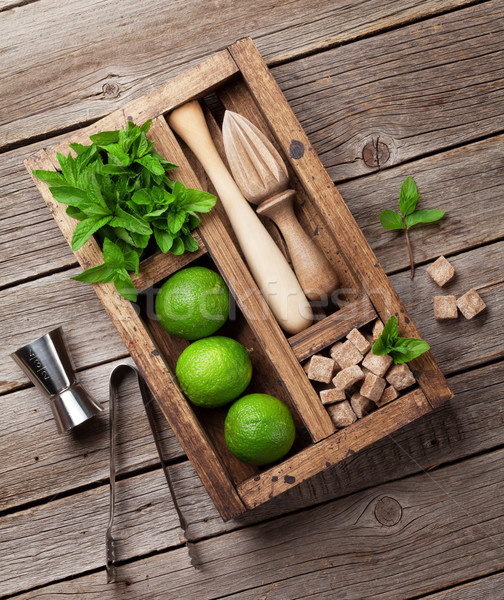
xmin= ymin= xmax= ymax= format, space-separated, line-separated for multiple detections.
xmin=155 ymin=266 xmax=229 ymax=340
xmin=176 ymin=336 xmax=252 ymax=408
xmin=224 ymin=394 xmax=296 ymax=465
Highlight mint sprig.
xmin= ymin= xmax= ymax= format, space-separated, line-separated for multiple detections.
xmin=379 ymin=176 xmax=445 ymax=279
xmin=33 ymin=120 xmax=216 ymax=302
xmin=372 ymin=316 xmax=430 ymax=364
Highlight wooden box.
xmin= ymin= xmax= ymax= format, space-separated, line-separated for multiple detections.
xmin=25 ymin=38 xmax=452 ymax=521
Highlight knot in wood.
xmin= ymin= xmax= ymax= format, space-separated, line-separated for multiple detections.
xmin=362 ymin=137 xmax=390 ymax=168
xmin=374 ymin=496 xmax=402 ymax=527
xmin=102 ymin=81 xmax=121 ymax=99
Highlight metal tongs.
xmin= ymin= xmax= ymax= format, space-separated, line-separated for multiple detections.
xmin=106 ymin=364 xmax=198 ymax=583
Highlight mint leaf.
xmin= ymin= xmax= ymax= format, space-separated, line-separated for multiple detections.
xmin=170 ymin=237 xmax=185 ymax=255
xmin=71 ymin=263 xmax=113 ymax=283
xmin=104 ymin=144 xmax=131 ymax=166
xmin=154 ymin=227 xmax=174 ymax=253
xmin=182 ymin=232 xmax=200 ymax=252
xmin=50 ymin=185 xmax=89 ymax=207
xmin=140 ymin=119 xmax=152 ymax=133
xmin=110 ymin=206 xmax=152 ymax=236
xmin=113 ymin=272 xmax=138 ymax=302
xmin=103 ymin=237 xmax=125 ymax=269
xmin=56 ymin=152 xmax=77 ymax=185
xmin=379 ymin=209 xmax=404 ymax=230
xmin=123 ymin=248 xmax=140 ymax=276
xmin=405 ymin=209 xmax=445 ymax=228
xmin=135 ymin=154 xmax=165 ymax=176
xmin=182 ymin=189 xmax=217 ymax=213
xmin=71 ymin=216 xmax=112 ymax=251
xmin=31 ymin=170 xmax=66 ymax=186
xmin=373 ymin=317 xmax=430 ymax=364
xmin=144 ymin=207 xmax=168 ymax=219
xmin=89 ymin=130 xmax=119 ymax=145
xmin=390 ymin=338 xmax=430 ymax=364
xmin=166 ymin=209 xmax=186 ymax=234
xmin=66 ymin=206 xmax=87 ymax=221
xmin=399 ymin=176 xmax=420 ymax=216
xmin=372 ymin=336 xmax=389 ymax=356
xmin=131 ymin=189 xmax=152 ymax=205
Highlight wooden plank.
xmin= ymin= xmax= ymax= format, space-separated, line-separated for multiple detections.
xmin=0 ymin=0 xmax=475 ymax=150
xmin=24 ymin=150 xmax=246 ymax=521
xmin=148 ymin=116 xmax=335 ymax=441
xmin=273 ymin=0 xmax=504 ymax=180
xmin=230 ymin=37 xmax=452 ymax=408
xmin=237 ymin=388 xmax=431 ymax=507
xmin=7 ymin=131 xmax=504 ymax=289
xmin=9 ymin=447 xmax=504 ymax=599
xmin=288 ymin=294 xmax=377 ymax=361
xmin=3 ymin=352 xmax=502 ymax=524
xmin=3 ymin=239 xmax=502 ymax=396
xmin=420 ymin=573 xmax=504 ymax=599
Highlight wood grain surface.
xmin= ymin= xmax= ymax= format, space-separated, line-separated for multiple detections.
xmin=0 ymin=0 xmax=476 ymax=150
xmin=2 ymin=0 xmax=503 ymax=597
xmin=7 ymin=447 xmax=504 ymax=599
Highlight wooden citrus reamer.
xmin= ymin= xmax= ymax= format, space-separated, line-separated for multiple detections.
xmin=222 ymin=111 xmax=339 ymax=302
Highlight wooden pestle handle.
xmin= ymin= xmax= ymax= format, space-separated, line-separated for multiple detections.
xmin=257 ymin=190 xmax=339 ymax=302
xmin=168 ymin=101 xmax=313 ymax=335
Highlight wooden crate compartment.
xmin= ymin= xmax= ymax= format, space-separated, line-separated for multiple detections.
xmin=25 ymin=38 xmax=452 ymax=522
xmin=138 ymin=252 xmax=313 ymax=488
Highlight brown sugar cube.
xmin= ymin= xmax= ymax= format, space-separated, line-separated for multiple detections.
xmin=327 ymin=400 xmax=357 ymax=428
xmin=350 ymin=392 xmax=375 ymax=418
xmin=457 ymin=289 xmax=486 ymax=320
xmin=372 ymin=319 xmax=384 ymax=340
xmin=362 ymin=350 xmax=393 ymax=378
xmin=329 ymin=342 xmax=343 ymax=362
xmin=331 ymin=340 xmax=364 ymax=369
xmin=320 ymin=387 xmax=346 ymax=405
xmin=386 ymin=363 xmax=416 ymax=391
xmin=332 ymin=365 xmax=364 ymax=391
xmin=307 ymin=355 xmax=336 ymax=384
xmin=426 ymin=256 xmax=455 ymax=287
xmin=434 ymin=296 xmax=458 ymax=320
xmin=376 ymin=386 xmax=399 ymax=408
xmin=346 ymin=328 xmax=371 ymax=354
xmin=360 ymin=372 xmax=387 ymax=402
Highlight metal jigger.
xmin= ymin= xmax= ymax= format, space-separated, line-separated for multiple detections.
xmin=11 ymin=327 xmax=104 ymax=433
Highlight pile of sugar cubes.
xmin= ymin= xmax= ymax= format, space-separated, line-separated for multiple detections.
xmin=427 ymin=256 xmax=486 ymax=320
xmin=304 ymin=319 xmax=416 ymax=429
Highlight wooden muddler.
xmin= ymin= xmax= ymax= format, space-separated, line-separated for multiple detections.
xmin=168 ymin=101 xmax=313 ymax=335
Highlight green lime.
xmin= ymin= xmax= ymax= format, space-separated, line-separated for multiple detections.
xmin=224 ymin=394 xmax=296 ymax=465
xmin=176 ymin=336 xmax=252 ymax=408
xmin=155 ymin=266 xmax=229 ymax=340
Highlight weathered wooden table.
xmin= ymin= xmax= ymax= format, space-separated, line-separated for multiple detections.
xmin=1 ymin=1 xmax=503 ymax=598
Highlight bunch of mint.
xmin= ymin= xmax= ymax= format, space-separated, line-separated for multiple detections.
xmin=33 ymin=120 xmax=216 ymax=302
xmin=379 ymin=176 xmax=445 ymax=279
xmin=372 ymin=316 xmax=430 ymax=364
